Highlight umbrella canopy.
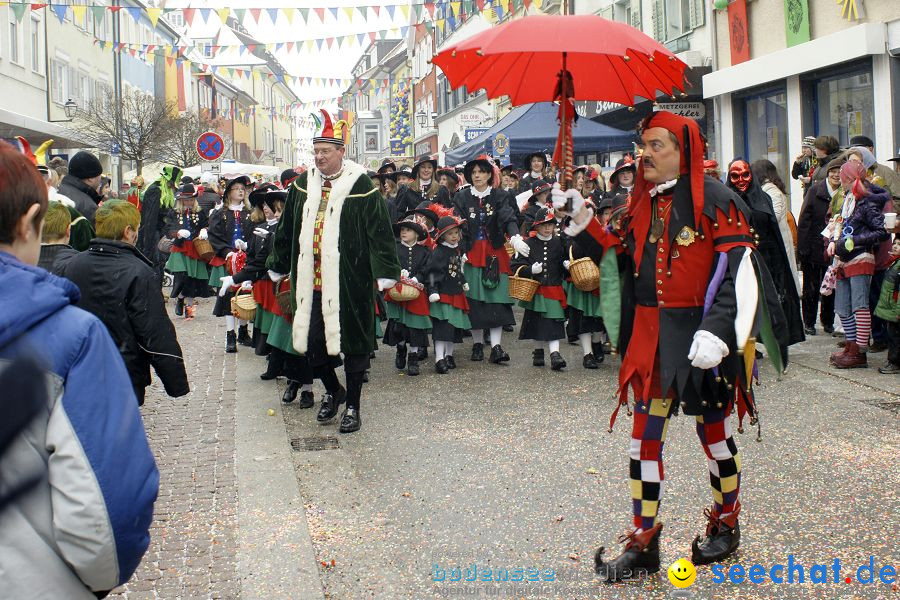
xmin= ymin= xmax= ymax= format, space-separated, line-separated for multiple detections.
xmin=431 ymin=14 xmax=688 ymax=107
xmin=444 ymin=102 xmax=634 ymax=165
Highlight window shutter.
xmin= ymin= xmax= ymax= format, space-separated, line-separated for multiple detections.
xmin=651 ymin=0 xmax=665 ymax=41
xmin=688 ymin=0 xmax=704 ymax=29
xmin=630 ymin=0 xmax=642 ymax=30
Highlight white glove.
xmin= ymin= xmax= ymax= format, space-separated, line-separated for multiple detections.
xmin=462 ymin=283 xmax=470 ymax=292
xmin=218 ymin=276 xmax=235 ymax=296
xmin=564 ymin=188 xmax=587 ymax=216
xmin=234 ymin=239 xmax=248 ymax=251
xmin=240 ymin=280 xmax=253 ymax=290
xmin=510 ymin=234 xmax=530 ymax=257
xmin=377 ymin=278 xmax=397 ymax=291
xmin=550 ymin=183 xmax=567 ymax=211
xmin=400 ymin=269 xmax=410 ymax=279
xmin=531 ymin=261 xmax=543 ymax=274
xmin=409 ymin=277 xmax=419 ymax=285
xmin=253 ymin=227 xmax=271 ymax=238
xmin=687 ymin=330 xmax=729 ymax=370
xmin=177 ymin=229 xmax=191 ymax=239
xmin=428 ymin=293 xmax=441 ymax=303
xmin=461 ymin=253 xmax=468 ymax=264
xmin=199 ymin=228 xmax=208 ymax=240
xmin=563 ymin=260 xmax=571 ymax=270
xmin=226 ymin=251 xmax=235 ymax=261
xmin=268 ymin=270 xmax=286 ymax=282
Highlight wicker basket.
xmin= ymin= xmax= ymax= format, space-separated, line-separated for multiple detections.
xmin=568 ymin=246 xmax=600 ymax=292
xmin=508 ymin=266 xmax=540 ymax=302
xmin=388 ymin=280 xmax=421 ymax=302
xmin=192 ymin=238 xmax=215 ymax=261
xmin=504 ymin=240 xmax=515 ymax=257
xmin=230 ymin=289 xmax=257 ymax=321
xmin=275 ymin=277 xmax=292 ymax=316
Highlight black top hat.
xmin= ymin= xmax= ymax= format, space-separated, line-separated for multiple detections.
xmin=378 ymin=158 xmax=397 ymax=174
xmin=500 ymin=164 xmax=515 ymax=174
xmin=263 ymin=189 xmax=288 ymax=211
xmin=437 ymin=168 xmax=459 ymax=184
xmin=523 ymin=152 xmax=548 ymax=171
xmin=434 ymin=215 xmax=465 ymax=240
xmin=849 ymin=135 xmax=874 ymax=148
xmin=248 ymin=182 xmax=278 ymax=208
xmin=280 ymin=168 xmax=299 ymax=188
xmin=223 ymin=175 xmax=253 ymax=199
xmin=411 ymin=155 xmax=438 ymax=180
xmin=375 ymin=171 xmax=399 ymax=184
xmin=177 ymin=183 xmax=198 ymax=198
xmin=463 ymin=155 xmax=495 ymax=186
xmin=530 ymin=182 xmax=552 ymax=200
xmin=397 ymin=166 xmax=414 ymax=179
xmin=609 ymin=155 xmax=636 ymax=185
xmin=408 ymin=200 xmax=439 ymax=225
xmin=530 ymin=207 xmax=556 ymax=230
xmin=393 ymin=216 xmax=427 ymax=240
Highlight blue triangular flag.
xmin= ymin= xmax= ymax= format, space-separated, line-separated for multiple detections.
xmin=51 ymin=3 xmax=67 ymax=24
xmin=125 ymin=7 xmax=142 ymax=23
xmin=275 ymin=42 xmax=284 ymax=52
xmin=386 ymin=5 xmax=396 ymax=19
xmin=328 ymin=6 xmax=338 ymax=20
xmin=198 ymin=8 xmax=211 ymax=23
xmin=316 ymin=38 xmax=324 ymax=51
xmin=357 ymin=33 xmax=365 ymax=45
xmin=266 ymin=8 xmax=278 ymax=24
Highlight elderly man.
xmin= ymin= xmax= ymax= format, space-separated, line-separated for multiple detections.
xmin=557 ymin=111 xmax=788 ymax=581
xmin=268 ymin=110 xmax=400 ymax=434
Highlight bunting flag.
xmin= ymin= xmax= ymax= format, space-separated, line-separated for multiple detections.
xmin=50 ymin=2 xmax=66 ymax=23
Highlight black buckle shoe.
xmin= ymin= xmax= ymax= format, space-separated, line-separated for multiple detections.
xmin=435 ymin=359 xmax=449 ymax=374
xmin=298 ymin=390 xmax=315 ymax=409
xmin=225 ymin=330 xmax=237 ymax=353
xmin=407 ymin=356 xmax=420 ymax=376
xmin=446 ymin=355 xmax=456 ymax=370
xmin=418 ymin=347 xmax=428 ymax=360
xmin=395 ymin=345 xmax=407 ymax=370
xmin=550 ymin=351 xmax=566 ymax=371
xmin=237 ymin=325 xmax=253 ymax=347
xmin=316 ymin=386 xmax=346 ymax=422
xmin=691 ymin=507 xmax=741 ymax=565
xmin=804 ymin=326 xmax=817 ymax=336
xmin=595 ymin=523 xmax=662 ymax=583
xmin=532 ymin=349 xmax=545 ymax=367
xmin=503 ymin=324 xmax=515 ymax=332
xmin=583 ymin=353 xmax=600 ymax=369
xmin=489 ymin=345 xmax=510 ymax=364
xmin=338 ymin=407 xmax=361 ymax=433
xmin=470 ymin=343 xmax=484 ymax=361
xmin=282 ymin=380 xmax=299 ymax=403
xmin=175 ymin=297 xmax=185 ymax=316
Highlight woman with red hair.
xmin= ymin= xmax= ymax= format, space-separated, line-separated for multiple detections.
xmin=826 ymin=160 xmax=890 ymax=368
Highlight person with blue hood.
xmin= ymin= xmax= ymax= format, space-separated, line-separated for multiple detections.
xmin=0 ymin=142 xmax=158 ymax=597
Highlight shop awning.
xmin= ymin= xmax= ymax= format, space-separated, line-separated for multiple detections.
xmin=443 ymin=102 xmax=634 ymax=166
xmin=0 ymin=107 xmax=87 ymax=149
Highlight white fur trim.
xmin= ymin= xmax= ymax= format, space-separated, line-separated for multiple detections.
xmin=734 ymin=247 xmax=758 ymax=353
xmin=292 ymin=160 xmax=367 ymax=356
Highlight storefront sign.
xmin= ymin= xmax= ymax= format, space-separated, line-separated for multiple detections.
xmin=654 ymin=102 xmax=706 ymax=119
xmin=390 ymin=139 xmax=406 ymax=155
xmin=415 ymin=139 xmax=435 ymax=156
xmin=458 ymin=108 xmax=490 ymax=127
xmin=575 ymin=101 xmax=625 ymax=119
xmin=464 ymin=127 xmax=490 ymax=142
xmin=728 ymin=0 xmax=751 ymax=65
xmin=784 ymin=0 xmax=810 ymax=47
xmin=492 ymin=133 xmax=510 ymax=166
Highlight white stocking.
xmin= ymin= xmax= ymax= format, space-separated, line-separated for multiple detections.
xmin=547 ymin=339 xmax=560 ymax=354
xmin=579 ymin=333 xmax=593 ymax=356
xmin=470 ymin=329 xmax=484 ymax=344
xmin=225 ymin=315 xmax=236 ymax=331
xmin=434 ymin=341 xmax=448 ymax=362
xmin=489 ymin=326 xmax=502 ymax=347
xmin=239 ymin=319 xmax=248 ymax=327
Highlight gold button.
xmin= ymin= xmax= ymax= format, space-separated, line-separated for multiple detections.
xmin=657 ymin=268 xmax=662 ymax=273
xmin=657 ymin=290 xmax=663 ymax=296
xmin=634 ymin=272 xmax=639 ymax=278
xmin=713 ymin=223 xmax=719 ymax=229
xmin=727 ymin=217 xmax=733 ymax=224
xmin=657 ymin=279 xmax=663 ymax=285
xmin=658 ymin=300 xmax=665 ymax=306
xmin=658 ymin=257 xmax=663 ymax=263
xmin=667 ymin=271 xmax=672 ymax=277
xmin=658 ymin=247 xmax=664 ymax=253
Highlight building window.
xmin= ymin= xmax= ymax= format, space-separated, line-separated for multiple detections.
xmin=664 ymin=0 xmax=690 ymax=40
xmin=167 ymin=10 xmax=184 ymax=27
xmin=810 ymin=67 xmax=874 ymax=147
xmin=364 ymin=124 xmax=379 ymax=152
xmin=30 ymin=15 xmax=41 ymax=72
xmin=9 ymin=12 xmax=21 ymax=64
xmin=50 ymin=59 xmax=69 ymax=104
xmin=735 ymin=85 xmax=789 ymax=184
xmin=201 ymin=42 xmax=214 ymax=58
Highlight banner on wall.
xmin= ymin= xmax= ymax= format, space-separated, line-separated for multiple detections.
xmin=784 ymin=0 xmax=810 ymax=47
xmin=728 ymin=0 xmax=750 ymax=65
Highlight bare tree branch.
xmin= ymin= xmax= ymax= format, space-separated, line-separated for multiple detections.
xmin=157 ymin=112 xmax=232 ymax=168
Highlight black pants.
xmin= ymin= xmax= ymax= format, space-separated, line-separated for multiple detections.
xmin=133 ymin=384 xmax=145 ymax=406
xmin=886 ymin=321 xmax=900 ymax=367
xmin=869 ymin=270 xmax=888 ymax=344
xmin=800 ymin=261 xmax=834 ymax=329
xmin=308 ymin=291 xmax=369 ymax=411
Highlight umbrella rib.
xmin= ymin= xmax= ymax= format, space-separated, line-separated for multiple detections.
xmin=604 ymin=54 xmax=633 ymax=106
xmin=507 ymin=52 xmax=537 ymax=105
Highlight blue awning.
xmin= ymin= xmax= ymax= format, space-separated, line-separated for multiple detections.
xmin=444 ymin=102 xmax=635 ymax=166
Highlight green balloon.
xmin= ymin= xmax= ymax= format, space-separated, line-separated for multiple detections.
xmin=714 ymin=0 xmax=728 ymax=9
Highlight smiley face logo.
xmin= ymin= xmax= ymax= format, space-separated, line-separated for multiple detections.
xmin=667 ymin=558 xmax=696 ymax=588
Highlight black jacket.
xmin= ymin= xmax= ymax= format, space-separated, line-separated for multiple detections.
xmin=396 ymin=180 xmax=452 ymax=216
xmin=834 ymin=184 xmax=891 ymax=262
xmin=518 ymin=173 xmax=554 ymax=193
xmin=511 ymin=235 xmax=566 ymax=285
xmin=810 ymin=151 xmax=841 ymax=186
xmin=454 ymin=188 xmax=519 ymax=251
xmin=796 ymin=180 xmax=833 ymax=266
xmin=198 ymin=190 xmax=220 ymax=215
xmin=37 ymin=243 xmax=78 ymax=275
xmin=164 ymin=208 xmax=209 ymax=249
xmin=208 ymin=207 xmax=253 ymax=258
xmin=59 ymin=239 xmax=189 ymax=397
xmin=233 ymin=220 xmax=277 ymax=284
xmin=58 ymin=174 xmax=102 ymax=225
xmin=424 ymin=243 xmax=467 ymax=296
xmin=137 ymin=181 xmax=169 ymax=266
xmin=396 ymin=241 xmax=430 ymax=281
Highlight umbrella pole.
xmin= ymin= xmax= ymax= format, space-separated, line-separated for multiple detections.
xmin=560 ymin=51 xmax=568 ymax=192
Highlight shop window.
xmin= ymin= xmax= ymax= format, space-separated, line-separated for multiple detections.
xmin=813 ymin=71 xmax=874 ymax=147
xmin=735 ymin=86 xmax=789 ymax=183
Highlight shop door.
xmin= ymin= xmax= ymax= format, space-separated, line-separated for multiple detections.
xmin=742 ymin=88 xmax=789 ymax=182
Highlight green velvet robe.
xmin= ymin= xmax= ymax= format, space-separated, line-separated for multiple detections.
xmin=268 ymin=160 xmax=400 ymax=357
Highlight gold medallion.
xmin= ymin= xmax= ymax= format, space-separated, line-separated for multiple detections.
xmin=676 ymin=226 xmax=696 ymax=246
xmin=649 ymin=218 xmax=665 ymax=244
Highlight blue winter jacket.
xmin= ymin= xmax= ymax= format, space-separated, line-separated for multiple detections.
xmin=0 ymin=251 xmax=159 ymax=598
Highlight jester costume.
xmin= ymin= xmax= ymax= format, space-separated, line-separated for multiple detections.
xmin=566 ymin=112 xmax=789 ymax=581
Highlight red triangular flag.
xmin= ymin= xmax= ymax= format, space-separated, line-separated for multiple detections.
xmin=313 ymin=7 xmax=324 ymax=22
xmin=108 ymin=5 xmax=121 ymax=12
xmin=246 ymin=44 xmax=256 ymax=53
xmin=249 ymin=8 xmax=261 ymax=23
xmin=30 ymin=3 xmax=47 ymax=10
xmin=286 ymin=42 xmax=294 ymax=53
xmin=183 ymin=7 xmax=195 ymax=25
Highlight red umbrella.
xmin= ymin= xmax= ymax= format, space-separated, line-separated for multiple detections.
xmin=431 ymin=15 xmax=689 ymax=185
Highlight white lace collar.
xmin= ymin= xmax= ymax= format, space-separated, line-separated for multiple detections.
xmin=471 ymin=186 xmax=491 ymax=199
xmin=648 ymin=179 xmax=678 ymax=197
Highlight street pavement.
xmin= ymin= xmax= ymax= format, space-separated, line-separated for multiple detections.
xmin=111 ymin=298 xmax=898 ymax=600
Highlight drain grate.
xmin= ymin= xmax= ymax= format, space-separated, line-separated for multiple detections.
xmin=291 ymin=436 xmax=340 ymax=451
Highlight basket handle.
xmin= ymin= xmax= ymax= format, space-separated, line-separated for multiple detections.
xmin=568 ymin=244 xmax=575 ymax=262
xmin=514 ymin=265 xmax=527 ymax=277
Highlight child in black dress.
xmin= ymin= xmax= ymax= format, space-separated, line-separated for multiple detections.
xmin=164 ymin=183 xmax=209 ymax=320
xmin=424 ymin=216 xmax=471 ymax=374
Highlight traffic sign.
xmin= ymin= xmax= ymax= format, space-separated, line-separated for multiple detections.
xmin=196 ymin=131 xmax=225 ymax=161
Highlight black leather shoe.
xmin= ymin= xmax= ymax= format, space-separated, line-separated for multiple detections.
xmin=338 ymin=407 xmax=361 ymax=433
xmin=823 ymin=325 xmax=835 ymax=334
xmin=298 ymin=390 xmax=315 ymax=408
xmin=418 ymin=347 xmax=428 ymax=360
xmin=503 ymin=324 xmax=514 ymax=332
xmin=550 ymin=351 xmax=566 ymax=371
xmin=407 ymin=356 xmax=420 ymax=376
xmin=804 ymin=326 xmax=816 ymax=336
xmin=691 ymin=507 xmax=741 ymax=565
xmin=363 ymin=370 xmax=369 ymax=382
xmin=316 ymin=386 xmax=346 ymax=422
xmin=489 ymin=345 xmax=510 ymax=364
xmin=470 ymin=343 xmax=484 ymax=361
xmin=225 ymin=330 xmax=237 ymax=353
xmin=395 ymin=345 xmax=407 ymax=370
xmin=532 ymin=349 xmax=545 ymax=367
xmin=446 ymin=355 xmax=456 ymax=369
xmin=237 ymin=325 xmax=253 ymax=346
xmin=260 ymin=353 xmax=284 ymax=380
xmin=435 ymin=359 xmax=449 ymax=374
xmin=595 ymin=523 xmax=662 ymax=582
xmin=175 ymin=297 xmax=184 ymax=316
xmin=282 ymin=380 xmax=299 ymax=403
xmin=583 ymin=353 xmax=600 ymax=369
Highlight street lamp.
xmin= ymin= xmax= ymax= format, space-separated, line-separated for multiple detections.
xmin=49 ymin=98 xmax=77 ymax=123
xmin=416 ymin=110 xmax=427 ymax=128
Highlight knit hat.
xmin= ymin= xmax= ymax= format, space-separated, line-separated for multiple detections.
xmin=68 ymin=151 xmax=103 ymax=179
xmin=802 ymin=136 xmax=816 ymax=149
xmin=312 ymin=109 xmax=348 ymax=146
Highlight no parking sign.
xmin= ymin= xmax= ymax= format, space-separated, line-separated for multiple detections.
xmin=196 ymin=131 xmax=225 ymax=161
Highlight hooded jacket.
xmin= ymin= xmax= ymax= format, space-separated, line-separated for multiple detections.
xmin=834 ymin=184 xmax=890 ymax=262
xmin=58 ymin=174 xmax=102 ymax=225
xmin=0 ymin=251 xmax=158 ymax=598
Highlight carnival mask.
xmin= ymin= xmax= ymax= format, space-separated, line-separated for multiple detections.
xmin=728 ymin=161 xmax=752 ymax=193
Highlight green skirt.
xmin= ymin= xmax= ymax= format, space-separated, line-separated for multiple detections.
xmin=564 ymin=281 xmax=603 ymax=318
xmin=519 ymin=293 xmax=566 ymax=320
xmin=267 ymin=315 xmax=298 ymax=356
xmin=208 ymin=264 xmax=226 ymax=287
xmin=385 ymin=301 xmax=433 ymax=331
xmin=255 ymin=306 xmax=277 ymax=336
xmin=463 ymin=264 xmax=513 ymax=305
xmin=166 ymin=251 xmax=209 ymax=280
xmin=429 ymin=302 xmax=472 ymax=330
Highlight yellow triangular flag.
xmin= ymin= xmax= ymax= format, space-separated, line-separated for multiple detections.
xmin=534 ymin=0 xmax=544 ymax=10
xmin=217 ymin=8 xmax=230 ymax=24
xmin=399 ymin=5 xmax=409 ymax=20
xmin=343 ymin=6 xmax=355 ymax=21
xmin=72 ymin=4 xmax=86 ymax=23
xmin=450 ymin=2 xmax=461 ymax=17
xmin=146 ymin=7 xmax=161 ymax=28
xmin=437 ymin=19 xmax=446 ymax=33
xmin=284 ymin=8 xmax=294 ymax=25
